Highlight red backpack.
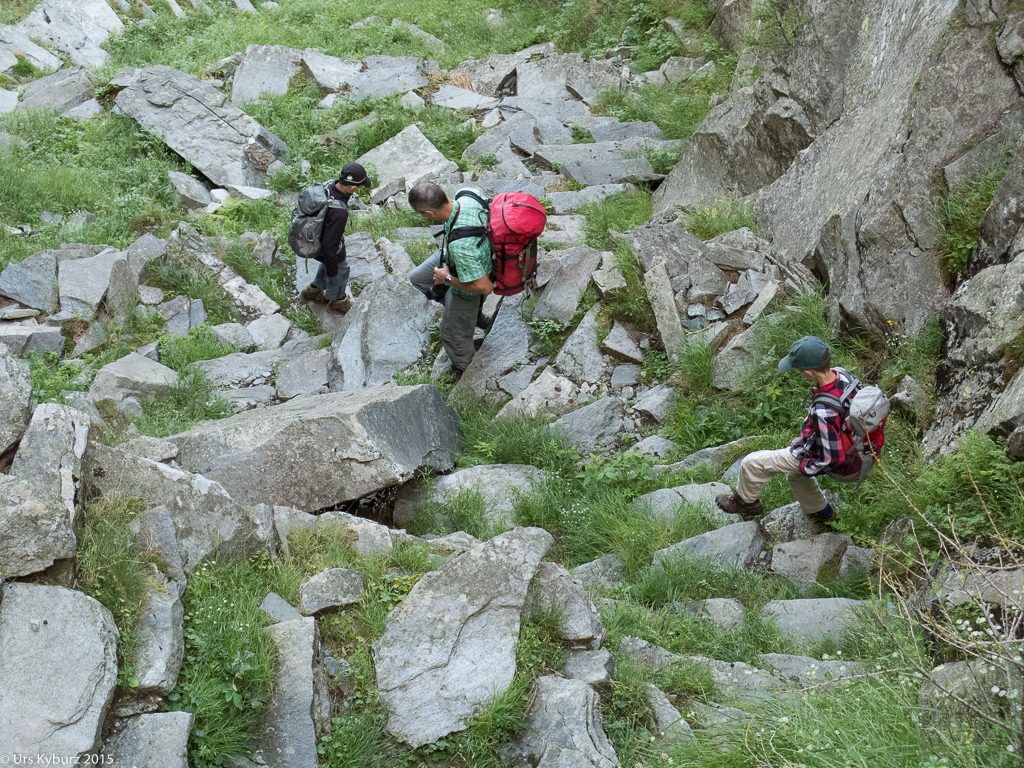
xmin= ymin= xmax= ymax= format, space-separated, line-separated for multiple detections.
xmin=445 ymin=189 xmax=547 ymax=296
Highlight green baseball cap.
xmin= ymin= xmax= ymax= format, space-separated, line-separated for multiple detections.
xmin=778 ymin=335 xmax=832 ymax=373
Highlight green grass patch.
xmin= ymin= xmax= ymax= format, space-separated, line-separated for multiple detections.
xmin=346 ymin=208 xmax=428 ymax=241
xmin=683 ymin=198 xmax=757 ymax=240
xmin=158 ymin=324 xmax=237 ymax=372
xmin=167 ymin=556 xmax=278 ymax=768
xmin=601 ymin=242 xmax=657 ymax=334
xmin=144 ymin=254 xmax=236 ymax=325
xmin=28 ymin=351 xmax=92 ymax=404
xmin=581 ymin=190 xmax=653 ymax=248
xmin=455 ymin=400 xmax=580 ymax=476
xmin=131 ymin=371 xmax=233 ymax=438
xmin=393 ymin=366 xmax=456 ymax=399
xmin=409 ymin=487 xmax=504 ymax=541
xmin=933 ymin=161 xmax=1009 ymax=274
xmin=75 ymin=496 xmax=154 ymax=689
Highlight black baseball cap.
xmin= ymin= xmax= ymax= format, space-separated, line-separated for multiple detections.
xmin=778 ymin=335 xmax=832 ymax=372
xmin=339 ymin=162 xmax=372 ymax=188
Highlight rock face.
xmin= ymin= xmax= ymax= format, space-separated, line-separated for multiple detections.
xmin=511 ymin=676 xmax=619 ymax=768
xmin=113 ymin=65 xmax=289 ymax=189
xmin=0 ymin=341 xmax=32 ymax=454
xmin=373 ymin=527 xmax=553 ymax=748
xmin=0 ymin=584 xmax=119 ymax=760
xmin=168 ymin=385 xmax=461 ymax=511
xmin=84 ymin=444 xmax=271 ymax=573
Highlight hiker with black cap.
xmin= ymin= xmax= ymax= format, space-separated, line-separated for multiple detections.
xmin=715 ymin=335 xmax=883 ymax=525
xmin=299 ymin=162 xmax=371 ymax=316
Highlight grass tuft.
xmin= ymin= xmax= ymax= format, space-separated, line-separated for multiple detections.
xmin=683 ymin=198 xmax=757 ymax=240
xmin=933 ymin=161 xmax=1009 ymax=274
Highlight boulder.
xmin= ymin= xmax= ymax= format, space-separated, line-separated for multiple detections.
xmin=600 ymin=321 xmax=642 ymax=363
xmin=298 ymin=568 xmax=367 ymax=614
xmin=129 ymin=506 xmax=187 ymax=583
xmin=346 ymin=55 xmax=432 ymax=102
xmin=633 ymin=435 xmax=676 ymax=458
xmin=563 ymin=649 xmax=615 ymax=693
xmin=301 ymin=49 xmax=363 ymax=91
xmin=548 ymin=397 xmax=625 ymax=454
xmin=167 ymin=170 xmax=211 ymax=212
xmin=18 ymin=0 xmax=123 ymax=69
xmin=572 ymin=554 xmax=626 ymax=591
xmin=760 ymin=598 xmax=865 ymax=643
xmin=432 ymin=84 xmax=500 ymax=111
xmin=652 ymin=521 xmax=763 ymax=570
xmin=231 ymin=44 xmax=303 ymax=104
xmin=0 ymin=341 xmax=32 ymax=454
xmin=761 ymin=501 xmax=826 ymax=543
xmin=262 ymin=592 xmax=303 ymax=623
xmin=247 ymin=313 xmax=291 ymax=351
xmin=633 ymin=384 xmax=674 ymax=424
xmin=533 ymin=245 xmax=603 ymax=325
xmin=510 ymin=676 xmax=619 ymax=768
xmin=497 ymin=369 xmax=580 ymax=420
xmin=168 ymin=385 xmax=461 ymax=511
xmin=0 ymin=320 xmax=63 ymax=357
xmin=647 ymin=685 xmax=691 ymax=746
xmin=758 ymin=652 xmax=862 ymax=688
xmin=685 ymin=598 xmax=745 ymax=629
xmin=103 ymin=712 xmax=193 ymax=768
xmin=114 ymin=65 xmax=289 ymax=189
xmin=330 ymin=275 xmax=440 ymax=390
xmin=526 ymin=562 xmax=605 ymax=650
xmin=134 ymin=581 xmax=185 ymax=695
xmin=275 ymin=347 xmax=332 ymax=400
xmin=373 ymin=527 xmax=553 ymax=747
xmin=191 ymin=348 xmax=286 ymax=388
xmin=0 ymin=251 xmax=59 ymax=313
xmin=89 ymin=353 xmax=178 ymax=405
xmin=258 ymin=618 xmax=332 ymax=768
xmin=711 ymin=323 xmax=760 ymax=391
xmin=0 ymin=25 xmax=63 ymax=72
xmin=453 ymin=292 xmax=532 ymax=399
xmin=450 ymin=43 xmax=556 ymax=97
xmin=0 ymin=584 xmax=118 ymax=759
xmin=83 ymin=444 xmax=271 ymax=572
xmin=771 ymin=533 xmax=851 ymax=594
xmin=355 ymin=124 xmax=458 ymax=188
xmin=548 ymin=184 xmax=636 ymax=215
xmin=57 ymin=249 xmax=132 ymax=315
xmin=17 ymin=66 xmax=94 ymax=114
xmin=554 ymin=305 xmax=606 ymax=383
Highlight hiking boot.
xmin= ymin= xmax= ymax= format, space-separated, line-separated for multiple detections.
xmin=715 ymin=493 xmax=764 ymax=520
xmin=326 ymin=297 xmax=352 ymax=316
xmin=300 ymin=284 xmax=327 ymax=304
xmin=808 ymin=504 xmax=836 ymax=524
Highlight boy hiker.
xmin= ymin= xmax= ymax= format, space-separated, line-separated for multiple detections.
xmin=716 ymin=335 xmax=884 ymax=524
xmin=407 ymin=181 xmax=495 ymax=378
xmin=299 ymin=163 xmax=371 ymax=315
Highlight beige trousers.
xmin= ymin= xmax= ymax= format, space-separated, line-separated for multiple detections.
xmin=737 ymin=448 xmax=827 ymax=515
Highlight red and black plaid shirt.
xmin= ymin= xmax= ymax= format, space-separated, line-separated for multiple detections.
xmin=790 ymin=368 xmax=858 ymax=477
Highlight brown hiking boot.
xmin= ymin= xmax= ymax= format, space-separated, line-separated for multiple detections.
xmin=300 ymin=284 xmax=327 ymax=303
xmin=716 ymin=493 xmax=764 ymax=519
xmin=326 ymin=297 xmax=353 ymax=316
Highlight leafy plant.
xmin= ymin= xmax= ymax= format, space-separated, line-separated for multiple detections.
xmin=577 ymin=451 xmax=657 ymax=496
xmin=528 ymin=317 xmax=571 ymax=358
xmin=570 ymin=124 xmax=597 ymax=144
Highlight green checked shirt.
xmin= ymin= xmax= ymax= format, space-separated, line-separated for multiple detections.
xmin=445 ymin=188 xmax=493 ymax=296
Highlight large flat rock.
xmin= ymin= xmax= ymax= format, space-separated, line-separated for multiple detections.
xmin=355 ymin=123 xmax=458 ymax=188
xmin=103 ymin=712 xmax=193 ymax=768
xmin=18 ymin=0 xmax=123 ymax=69
xmin=232 ymin=44 xmax=304 ymax=105
xmin=374 ymin=527 xmax=553 ymax=748
xmin=167 ymin=385 xmax=461 ymax=511
xmin=0 ymin=584 xmax=118 ymax=760
xmin=114 ymin=65 xmax=289 ymax=189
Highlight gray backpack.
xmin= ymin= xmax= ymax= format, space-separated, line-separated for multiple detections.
xmin=288 ymin=181 xmax=344 ymax=261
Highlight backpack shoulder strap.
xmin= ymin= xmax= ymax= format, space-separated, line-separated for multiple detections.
xmin=454 ymin=189 xmax=490 ymax=209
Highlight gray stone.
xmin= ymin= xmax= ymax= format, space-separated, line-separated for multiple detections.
xmin=497 ymin=369 xmax=580 ymax=419
xmin=221 ymin=384 xmax=276 ymax=411
xmin=375 ymin=238 xmax=416 ymax=276
xmin=0 ymin=24 xmax=63 ymax=72
xmin=526 ymin=562 xmax=605 ymax=650
xmin=758 ymin=652 xmax=862 ymax=688
xmin=300 ymin=49 xmax=362 ymax=91
xmin=225 ymin=185 xmax=275 ymax=201
xmin=427 ymin=464 xmax=547 ymax=532
xmin=83 ymin=444 xmax=272 ymax=573
xmin=271 ymin=506 xmax=316 ymax=557
xmin=58 ymin=249 xmax=131 ymax=314
xmin=610 ymin=364 xmax=639 ymax=388
xmin=157 ymin=294 xmax=190 ymax=335
xmin=129 ymin=506 xmax=186 ymax=583
xmin=298 ymin=568 xmax=367 ymax=614
xmin=633 ymin=435 xmax=675 ymax=458
xmin=355 ymin=124 xmax=458 ymax=188
xmin=919 ymin=660 xmax=1023 ymax=723
xmin=18 ymin=0 xmax=122 ymax=69
xmin=572 ymin=554 xmax=625 ymax=591
xmin=979 ymin=131 xmax=1024 ymax=267
xmin=0 ymin=252 xmax=59 ymax=314
xmin=262 ymin=592 xmax=302 ymax=623
xmin=247 ymin=313 xmax=291 ymax=351
xmin=741 ymin=280 xmax=782 ymax=326
xmin=0 ymin=341 xmax=32 ymax=454
xmin=600 ymin=321 xmax=642 ymax=363
xmin=555 ymin=305 xmax=606 ymax=383
xmin=114 ymin=65 xmax=289 ymax=189
xmin=646 ymin=684 xmax=691 ymax=745
xmin=563 ymin=649 xmax=615 ymax=693
xmin=997 ymin=12 xmax=1024 ymax=65
xmin=617 ymin=636 xmax=680 ymax=671
xmin=168 ymin=386 xmax=460 ymax=511
xmin=432 ymin=84 xmax=499 ymax=111
xmin=231 ymin=44 xmax=303 ymax=104
xmin=539 ymin=214 xmax=587 ymax=249
xmin=653 ymin=521 xmax=763 ymax=570
xmin=450 ymin=43 xmax=556 ymax=97
xmin=400 ymin=90 xmax=425 ymax=111
xmin=644 ymin=258 xmax=685 ymax=364
xmin=633 ymin=384 xmax=673 ymax=423
xmin=771 ymin=533 xmax=851 ymax=594
xmin=17 ymin=66 xmax=94 ymax=115
xmin=761 ymin=501 xmax=826 ymax=543
xmin=167 ymin=170 xmax=211 ymax=212
xmin=89 ymin=353 xmax=178 ymax=405
xmin=891 ymin=374 xmax=928 ymax=416
xmin=212 ymin=322 xmax=254 ymax=349
xmin=258 ymin=618 xmax=332 ymax=768
xmin=839 ymin=544 xmax=875 ymax=579
xmin=374 ymin=527 xmax=553 ymax=747
xmin=685 ymin=598 xmax=744 ymax=629
xmin=122 ymin=435 xmax=179 ymax=463
xmin=134 ymin=580 xmax=185 ymax=695
xmin=548 ymin=183 xmax=635 ymax=214
xmin=711 ymin=322 xmax=759 ymax=391
xmin=192 ymin=348 xmax=285 ymax=388
xmin=515 ymin=51 xmax=624 ymax=106
xmin=330 ymin=275 xmax=440 ymax=390
xmin=274 ymin=347 xmax=331 ymax=400
xmin=761 ymin=598 xmax=865 ymax=643
xmin=548 ymin=397 xmax=625 ymax=454
xmin=653 ymin=437 xmax=748 ymax=475
xmin=533 ymin=246 xmax=602 ymax=325
xmin=0 ymin=584 xmax=118 ymax=759
xmin=127 ymin=233 xmax=168 ymax=274
xmin=452 ymin=292 xmax=532 ymax=398
xmin=103 ymin=712 xmax=192 ymax=768
xmin=0 ymin=320 xmax=63 ymax=357
xmin=592 ymin=251 xmax=627 ymax=299
xmin=510 ymin=676 xmax=619 ymax=768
